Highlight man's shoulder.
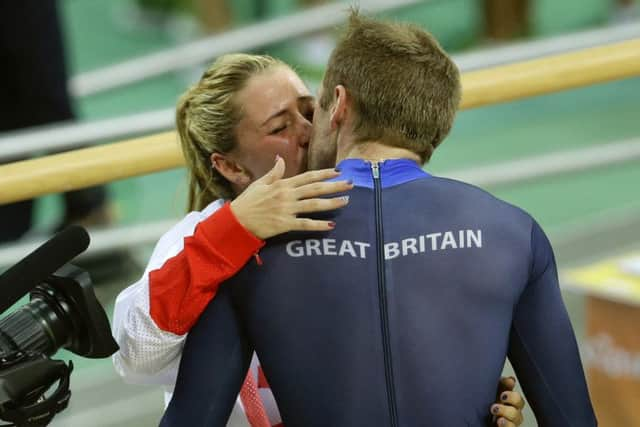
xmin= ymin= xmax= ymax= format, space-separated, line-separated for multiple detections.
xmin=420 ymin=176 xmax=535 ymax=228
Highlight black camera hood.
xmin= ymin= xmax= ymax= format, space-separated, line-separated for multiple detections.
xmin=33 ymin=264 xmax=119 ymax=358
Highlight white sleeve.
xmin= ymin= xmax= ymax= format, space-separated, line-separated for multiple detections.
xmin=111 ymin=200 xmax=225 ymax=386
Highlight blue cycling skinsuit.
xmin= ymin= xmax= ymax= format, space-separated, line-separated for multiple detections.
xmin=161 ymin=158 xmax=597 ymax=427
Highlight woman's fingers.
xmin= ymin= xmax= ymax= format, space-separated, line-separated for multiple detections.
xmin=491 ymin=404 xmax=523 ymax=426
xmin=290 ymin=217 xmax=336 ymax=232
xmin=495 ymin=418 xmax=516 ymax=427
xmin=294 ymin=196 xmax=350 ymax=214
xmin=282 ymin=168 xmax=341 ymax=187
xmin=497 ymin=376 xmax=516 ymax=395
xmin=499 ymin=391 xmax=525 ymax=410
xmin=231 ymin=162 xmax=351 ymax=239
xmin=295 ymin=180 xmax=354 ymax=199
xmin=257 ymin=155 xmax=286 ymax=185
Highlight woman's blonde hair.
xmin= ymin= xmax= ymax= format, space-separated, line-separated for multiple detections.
xmin=176 ymin=53 xmax=285 ymax=211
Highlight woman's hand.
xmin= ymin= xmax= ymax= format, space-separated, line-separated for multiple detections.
xmin=491 ymin=376 xmax=526 ymax=427
xmin=230 ymin=156 xmax=353 ymax=239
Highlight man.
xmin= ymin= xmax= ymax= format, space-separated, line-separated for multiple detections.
xmin=113 ymin=54 xmax=525 ymax=426
xmin=162 ymin=11 xmax=596 ymax=427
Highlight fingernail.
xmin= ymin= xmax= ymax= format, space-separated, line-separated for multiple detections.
xmin=342 ymin=196 xmax=350 ymax=203
xmin=498 ymin=419 xmax=506 ymax=427
xmin=328 ymin=221 xmax=336 ymax=228
xmin=501 ymin=392 xmax=508 ymax=401
xmin=509 ymin=376 xmax=516 ymax=382
xmin=492 ymin=405 xmax=500 ymax=415
xmin=275 ymin=154 xmax=281 ymax=162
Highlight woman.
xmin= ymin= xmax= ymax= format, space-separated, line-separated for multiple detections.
xmin=112 ymin=53 xmax=525 ymax=427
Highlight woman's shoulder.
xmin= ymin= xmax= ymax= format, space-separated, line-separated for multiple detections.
xmin=171 ymin=199 xmax=226 ymax=237
xmin=147 ymin=199 xmax=226 ymax=267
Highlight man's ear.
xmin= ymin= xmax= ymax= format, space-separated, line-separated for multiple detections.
xmin=210 ymin=152 xmax=251 ymax=187
xmin=330 ymin=85 xmax=348 ymax=131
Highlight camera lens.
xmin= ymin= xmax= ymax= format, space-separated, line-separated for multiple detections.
xmin=0 ymin=287 xmax=72 ymax=358
xmin=0 ymin=264 xmax=117 ymax=361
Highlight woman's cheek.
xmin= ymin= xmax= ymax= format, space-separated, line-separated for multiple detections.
xmin=270 ymin=136 xmax=298 ymax=158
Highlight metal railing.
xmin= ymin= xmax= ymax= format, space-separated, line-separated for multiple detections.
xmin=2 ymin=20 xmax=639 ymax=161
xmin=1 ymin=136 xmax=639 ymax=267
xmin=1 ymin=39 xmax=639 ymax=206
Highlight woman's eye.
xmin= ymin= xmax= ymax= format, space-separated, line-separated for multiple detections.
xmin=269 ymin=125 xmax=286 ymax=135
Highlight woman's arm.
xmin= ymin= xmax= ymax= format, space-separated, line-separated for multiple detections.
xmin=112 ymin=199 xmax=252 ymax=385
xmin=148 ymin=202 xmax=265 ymax=335
xmin=112 ymin=161 xmax=352 ymax=385
xmin=150 ymin=161 xmax=352 ymax=335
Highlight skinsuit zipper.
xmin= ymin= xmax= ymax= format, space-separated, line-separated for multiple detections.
xmin=371 ymin=161 xmax=398 ymax=427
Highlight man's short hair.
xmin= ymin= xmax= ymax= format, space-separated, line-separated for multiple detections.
xmin=319 ymin=10 xmax=461 ymax=162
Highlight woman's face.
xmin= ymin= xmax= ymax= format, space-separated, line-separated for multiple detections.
xmin=232 ymin=66 xmax=315 ymax=181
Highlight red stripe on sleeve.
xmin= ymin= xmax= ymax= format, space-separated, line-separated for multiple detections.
xmin=149 ymin=202 xmax=265 ymax=335
xmin=257 ymin=365 xmax=271 ymax=389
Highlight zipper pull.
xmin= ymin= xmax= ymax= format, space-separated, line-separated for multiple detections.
xmin=371 ymin=161 xmax=380 ymax=179
xmin=254 ymin=251 xmax=263 ymax=266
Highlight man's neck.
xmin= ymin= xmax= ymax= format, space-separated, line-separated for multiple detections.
xmin=338 ymin=141 xmax=421 ymax=164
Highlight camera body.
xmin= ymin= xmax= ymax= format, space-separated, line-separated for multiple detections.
xmin=0 ymin=228 xmax=118 ymax=426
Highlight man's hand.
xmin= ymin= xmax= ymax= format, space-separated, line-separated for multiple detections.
xmin=490 ymin=376 xmax=526 ymax=427
xmin=231 ymin=156 xmax=353 ymax=239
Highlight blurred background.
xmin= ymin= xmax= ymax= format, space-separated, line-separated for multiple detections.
xmin=1 ymin=0 xmax=639 ymax=426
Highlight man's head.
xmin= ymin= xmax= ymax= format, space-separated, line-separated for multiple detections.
xmin=308 ymin=10 xmax=461 ymax=169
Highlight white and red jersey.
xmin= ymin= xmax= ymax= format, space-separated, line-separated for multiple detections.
xmin=111 ymin=199 xmax=282 ymax=426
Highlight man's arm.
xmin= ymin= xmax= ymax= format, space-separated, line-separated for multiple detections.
xmin=507 ymin=220 xmax=597 ymax=426
xmin=160 ymin=281 xmax=252 ymax=427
